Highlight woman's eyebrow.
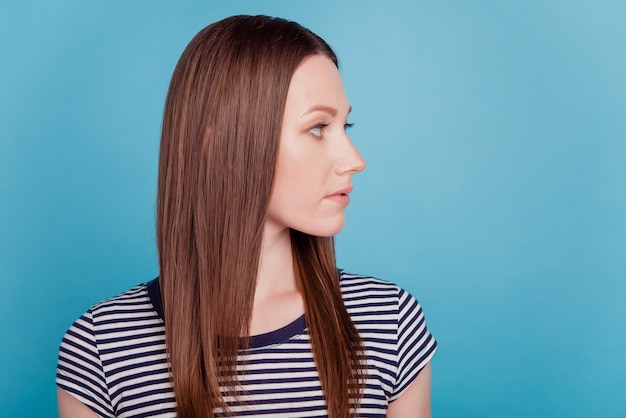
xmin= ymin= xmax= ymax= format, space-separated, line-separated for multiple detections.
xmin=301 ymin=105 xmax=352 ymax=118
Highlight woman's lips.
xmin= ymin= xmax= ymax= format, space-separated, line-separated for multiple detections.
xmin=325 ymin=187 xmax=352 ymax=206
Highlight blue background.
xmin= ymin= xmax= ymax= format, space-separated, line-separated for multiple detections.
xmin=1 ymin=1 xmax=624 ymax=416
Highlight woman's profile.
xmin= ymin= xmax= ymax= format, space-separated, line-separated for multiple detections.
xmin=56 ymin=15 xmax=437 ymax=418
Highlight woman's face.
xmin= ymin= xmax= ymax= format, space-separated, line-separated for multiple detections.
xmin=266 ymin=54 xmax=366 ymax=238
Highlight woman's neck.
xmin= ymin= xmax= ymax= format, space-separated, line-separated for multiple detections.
xmin=249 ymin=225 xmax=304 ymax=336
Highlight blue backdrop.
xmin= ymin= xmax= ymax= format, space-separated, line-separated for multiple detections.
xmin=1 ymin=1 xmax=624 ymax=416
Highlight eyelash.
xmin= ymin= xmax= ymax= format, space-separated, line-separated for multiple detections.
xmin=309 ymin=122 xmax=354 ymax=138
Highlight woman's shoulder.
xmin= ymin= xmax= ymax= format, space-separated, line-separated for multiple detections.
xmin=338 ymin=269 xmax=415 ymax=313
xmin=58 ymin=279 xmax=165 ymax=376
xmin=87 ymin=280 xmax=153 ymax=311
xmin=338 ymin=269 xmax=405 ymax=296
xmin=338 ymin=269 xmax=437 ymax=396
xmin=57 ymin=279 xmax=169 ymax=417
xmin=337 ymin=269 xmax=432 ymax=326
xmin=68 ymin=279 xmax=160 ymax=331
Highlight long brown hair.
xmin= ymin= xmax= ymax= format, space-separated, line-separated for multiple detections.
xmin=156 ymin=15 xmax=365 ymax=417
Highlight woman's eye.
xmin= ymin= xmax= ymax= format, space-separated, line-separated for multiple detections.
xmin=309 ymin=123 xmax=327 ymax=138
xmin=344 ymin=122 xmax=354 ymax=131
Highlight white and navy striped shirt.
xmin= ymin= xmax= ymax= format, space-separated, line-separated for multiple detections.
xmin=57 ymin=270 xmax=437 ymax=417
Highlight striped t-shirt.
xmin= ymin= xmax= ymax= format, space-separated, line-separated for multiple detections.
xmin=57 ymin=270 xmax=437 ymax=417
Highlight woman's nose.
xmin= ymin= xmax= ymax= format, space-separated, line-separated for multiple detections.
xmin=335 ymin=136 xmax=366 ymax=175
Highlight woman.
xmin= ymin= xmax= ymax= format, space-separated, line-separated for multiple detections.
xmin=57 ymin=15 xmax=436 ymax=417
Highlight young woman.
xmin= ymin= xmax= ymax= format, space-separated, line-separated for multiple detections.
xmin=57 ymin=15 xmax=437 ymax=418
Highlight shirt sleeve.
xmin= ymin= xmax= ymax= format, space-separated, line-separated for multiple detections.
xmin=390 ymin=288 xmax=437 ymax=401
xmin=56 ymin=310 xmax=115 ymax=417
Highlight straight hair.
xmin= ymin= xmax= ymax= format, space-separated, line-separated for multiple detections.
xmin=156 ymin=15 xmax=365 ymax=417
